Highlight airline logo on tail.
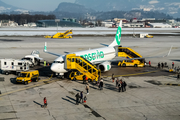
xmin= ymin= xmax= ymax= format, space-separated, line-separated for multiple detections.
xmin=109 ymin=20 xmax=122 ymax=47
xmin=115 ymin=26 xmax=121 ymax=45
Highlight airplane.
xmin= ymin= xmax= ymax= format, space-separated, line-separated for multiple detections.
xmin=43 ymin=21 xmax=122 ymax=78
xmin=43 ymin=20 xmax=171 ymax=78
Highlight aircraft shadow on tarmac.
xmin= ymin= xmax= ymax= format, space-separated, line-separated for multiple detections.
xmin=62 ymin=96 xmax=76 ymax=105
xmin=34 ymin=66 xmax=53 ymax=77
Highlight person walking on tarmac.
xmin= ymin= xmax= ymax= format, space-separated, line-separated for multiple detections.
xmin=75 ymin=93 xmax=80 ymax=105
xmin=118 ymin=81 xmax=122 ymax=92
xmin=85 ymin=83 xmax=89 ymax=94
xmin=112 ymin=73 xmax=115 ymax=82
xmin=99 ymin=79 xmax=104 ymax=90
xmin=84 ymin=96 xmax=87 ymax=103
xmin=44 ymin=97 xmax=47 ymax=108
xmin=116 ymin=78 xmax=119 ymax=88
xmin=158 ymin=62 xmax=160 ymax=68
xmin=123 ymin=81 xmax=127 ymax=91
xmin=161 ymin=62 xmax=164 ymax=69
xmin=83 ymin=75 xmax=86 ymax=84
xmin=79 ymin=91 xmax=83 ymax=103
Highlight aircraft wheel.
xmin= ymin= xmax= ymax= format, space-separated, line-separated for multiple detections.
xmin=134 ymin=64 xmax=137 ymax=67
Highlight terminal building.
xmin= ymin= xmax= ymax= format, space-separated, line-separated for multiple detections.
xmin=36 ymin=20 xmax=82 ymax=27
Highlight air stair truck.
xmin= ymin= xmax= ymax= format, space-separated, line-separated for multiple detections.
xmin=0 ymin=59 xmax=29 ymax=75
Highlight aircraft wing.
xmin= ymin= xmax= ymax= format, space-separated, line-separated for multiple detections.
xmin=92 ymin=46 xmax=172 ymax=64
xmin=44 ymin=42 xmax=62 ymax=57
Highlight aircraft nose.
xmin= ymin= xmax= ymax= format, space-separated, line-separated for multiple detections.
xmin=50 ymin=64 xmax=58 ymax=73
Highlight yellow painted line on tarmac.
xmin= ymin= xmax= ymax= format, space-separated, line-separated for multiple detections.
xmin=102 ymin=70 xmax=159 ymax=78
xmin=0 ymin=74 xmax=54 ymax=97
xmin=164 ymin=83 xmax=180 ymax=86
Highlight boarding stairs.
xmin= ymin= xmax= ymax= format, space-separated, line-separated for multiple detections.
xmin=44 ymin=30 xmax=72 ymax=38
xmin=64 ymin=54 xmax=101 ymax=82
xmin=118 ymin=47 xmax=145 ymax=67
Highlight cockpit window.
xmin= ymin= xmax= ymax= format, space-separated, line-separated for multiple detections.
xmin=53 ymin=61 xmax=64 ymax=63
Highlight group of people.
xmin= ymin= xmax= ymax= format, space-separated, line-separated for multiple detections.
xmin=115 ymin=78 xmax=127 ymax=92
xmin=158 ymin=62 xmax=167 ymax=69
xmin=75 ymin=91 xmax=87 ymax=105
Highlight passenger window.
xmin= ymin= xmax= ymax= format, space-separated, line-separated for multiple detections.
xmin=72 ymin=58 xmax=74 ymax=62
xmin=4 ymin=62 xmax=6 ymax=65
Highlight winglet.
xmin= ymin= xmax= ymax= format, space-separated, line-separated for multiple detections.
xmin=44 ymin=42 xmax=47 ymax=52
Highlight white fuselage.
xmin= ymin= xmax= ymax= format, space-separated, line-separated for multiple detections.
xmin=51 ymin=46 xmax=116 ymax=74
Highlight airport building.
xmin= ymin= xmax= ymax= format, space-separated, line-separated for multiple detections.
xmin=36 ymin=20 xmax=82 ymax=27
xmin=148 ymin=23 xmax=172 ymax=28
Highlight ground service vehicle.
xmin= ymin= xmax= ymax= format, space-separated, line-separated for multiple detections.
xmin=0 ymin=59 xmax=29 ymax=75
xmin=146 ymin=35 xmax=153 ymax=38
xmin=118 ymin=59 xmax=144 ymax=67
xmin=16 ymin=70 xmax=39 ymax=85
xmin=44 ymin=30 xmax=72 ymax=38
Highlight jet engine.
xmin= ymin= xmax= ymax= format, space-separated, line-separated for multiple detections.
xmin=98 ymin=62 xmax=111 ymax=72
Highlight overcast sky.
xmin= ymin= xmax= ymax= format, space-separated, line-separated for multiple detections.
xmin=2 ymin=0 xmax=75 ymax=11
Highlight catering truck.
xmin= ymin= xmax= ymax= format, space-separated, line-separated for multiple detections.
xmin=0 ymin=59 xmax=29 ymax=75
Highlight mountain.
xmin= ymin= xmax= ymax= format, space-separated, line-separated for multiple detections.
xmin=75 ymin=0 xmax=180 ymax=17
xmin=0 ymin=0 xmax=28 ymax=14
xmin=54 ymin=2 xmax=95 ymax=14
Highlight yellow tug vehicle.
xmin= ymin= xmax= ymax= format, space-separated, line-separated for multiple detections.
xmin=45 ymin=30 xmax=72 ymax=38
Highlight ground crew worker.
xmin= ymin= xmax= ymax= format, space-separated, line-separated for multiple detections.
xmin=172 ymin=62 xmax=174 ymax=69
xmin=44 ymin=97 xmax=47 ymax=108
xmin=44 ymin=60 xmax=46 ymax=67
xmin=85 ymin=83 xmax=89 ymax=94
xmin=149 ymin=61 xmax=151 ymax=67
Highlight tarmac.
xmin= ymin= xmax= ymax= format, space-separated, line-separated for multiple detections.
xmin=0 ymin=36 xmax=180 ymax=120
